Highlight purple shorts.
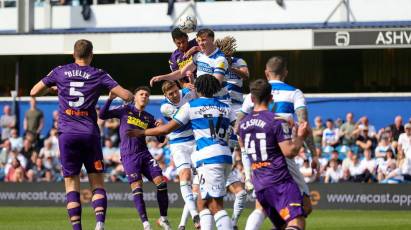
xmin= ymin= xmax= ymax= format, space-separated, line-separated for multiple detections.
xmin=256 ymin=180 xmax=304 ymax=224
xmin=121 ymin=151 xmax=163 ymax=184
xmin=58 ymin=133 xmax=104 ymax=177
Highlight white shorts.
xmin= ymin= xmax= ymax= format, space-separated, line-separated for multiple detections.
xmin=225 ymin=168 xmax=243 ymax=187
xmin=197 ymin=163 xmax=230 ymax=199
xmin=286 ymin=158 xmax=310 ymax=196
xmin=170 ymin=141 xmax=195 ymax=174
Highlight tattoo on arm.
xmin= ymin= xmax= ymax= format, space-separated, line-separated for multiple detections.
xmin=296 ymin=108 xmax=316 ymax=156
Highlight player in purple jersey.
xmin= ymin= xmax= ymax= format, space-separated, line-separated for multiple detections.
xmin=169 ymin=28 xmax=199 ymax=88
xmin=30 ymin=39 xmax=133 ymax=230
xmin=238 ymin=79 xmax=309 ymax=230
xmin=99 ymin=86 xmax=171 ymax=230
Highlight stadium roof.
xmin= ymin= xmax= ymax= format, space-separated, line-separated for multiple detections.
xmin=1 ymin=21 xmax=411 ymax=35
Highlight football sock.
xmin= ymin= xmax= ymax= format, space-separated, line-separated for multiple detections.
xmin=199 ymin=209 xmax=213 ymax=230
xmin=231 ymin=189 xmax=247 ymax=226
xmin=214 ymin=210 xmax=233 ymax=230
xmin=132 ymin=187 xmax=148 ymax=223
xmin=156 ymin=181 xmax=169 ymax=217
xmin=91 ymin=188 xmax=107 ymax=223
xmin=66 ymin=191 xmax=82 ymax=230
xmin=180 ymin=180 xmax=199 ymax=217
xmin=245 ymin=209 xmax=266 ymax=230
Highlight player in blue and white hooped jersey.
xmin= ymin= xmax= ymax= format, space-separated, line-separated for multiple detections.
xmin=150 ymin=28 xmax=231 ymax=104
xmin=159 ymin=81 xmax=201 ymax=229
xmin=235 ymin=56 xmax=315 ymax=230
xmin=224 ymin=56 xmax=249 ymax=114
xmin=128 ymin=75 xmax=235 ymax=230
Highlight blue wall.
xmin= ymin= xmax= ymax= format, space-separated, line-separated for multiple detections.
xmin=0 ymin=96 xmax=410 ymax=137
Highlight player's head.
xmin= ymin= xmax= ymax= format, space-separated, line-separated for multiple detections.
xmin=171 ymin=28 xmax=189 ymax=52
xmin=265 ymin=56 xmax=288 ymax=81
xmin=249 ymin=79 xmax=273 ymax=106
xmin=194 ymin=74 xmax=221 ymax=98
xmin=214 ymin=36 xmax=237 ymax=65
xmin=133 ymin=86 xmax=151 ymax=109
xmin=196 ymin=28 xmax=215 ymax=53
xmin=73 ymin=39 xmax=93 ymax=62
xmin=162 ymin=80 xmax=180 ymax=104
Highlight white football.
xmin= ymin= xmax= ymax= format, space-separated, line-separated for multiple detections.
xmin=177 ymin=14 xmax=197 ymax=33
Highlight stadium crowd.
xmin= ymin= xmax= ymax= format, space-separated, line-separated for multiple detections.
xmin=1 ymin=98 xmax=410 ymax=184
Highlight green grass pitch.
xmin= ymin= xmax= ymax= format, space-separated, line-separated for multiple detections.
xmin=1 ymin=207 xmax=410 ymax=229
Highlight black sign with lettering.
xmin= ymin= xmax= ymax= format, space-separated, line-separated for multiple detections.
xmin=313 ymin=29 xmax=411 ymax=48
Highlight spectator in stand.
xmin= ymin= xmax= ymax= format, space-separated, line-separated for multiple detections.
xmin=9 ymin=128 xmax=23 ymax=152
xmin=342 ymin=149 xmax=354 ymax=171
xmin=312 ymin=116 xmax=324 ymax=148
xmin=377 ymin=149 xmax=397 ymax=182
xmin=47 ymin=128 xmax=59 ymax=152
xmin=339 ymin=112 xmax=356 ymax=147
xmin=103 ymin=118 xmax=120 ymax=146
xmin=355 ymin=127 xmax=375 ymax=154
xmin=24 ymin=97 xmax=44 ymax=141
xmin=398 ymin=123 xmax=411 ymax=158
xmin=382 ymin=149 xmax=409 ymax=183
xmin=102 ymin=138 xmax=121 ymax=170
xmin=27 ymin=157 xmax=46 ymax=182
xmin=5 ymin=157 xmax=25 ymax=182
xmin=374 ymin=135 xmax=395 ymax=165
xmin=389 ymin=115 xmax=404 ymax=142
xmin=329 ymin=150 xmax=342 ymax=166
xmin=322 ymin=119 xmax=340 ymax=153
xmin=147 ymin=137 xmax=164 ymax=161
xmin=349 ymin=154 xmax=373 ymax=183
xmin=324 ymin=159 xmax=342 ymax=183
xmin=335 ymin=118 xmax=343 ymax=129
xmin=21 ymin=139 xmax=37 ymax=162
xmin=360 ymin=148 xmax=377 ymax=177
xmin=294 ymin=147 xmax=307 ymax=169
xmin=0 ymin=105 xmax=16 ymax=141
xmin=39 ymin=139 xmax=59 ymax=160
xmin=354 ymin=116 xmax=377 ymax=139
xmin=0 ymin=139 xmax=12 ymax=167
xmin=300 ymin=159 xmax=316 ymax=183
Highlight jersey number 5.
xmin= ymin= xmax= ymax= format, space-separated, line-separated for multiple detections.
xmin=244 ymin=133 xmax=268 ymax=161
xmin=69 ymin=82 xmax=85 ymax=107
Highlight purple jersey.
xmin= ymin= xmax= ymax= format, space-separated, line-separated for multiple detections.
xmin=169 ymin=39 xmax=198 ymax=75
xmin=238 ymin=110 xmax=293 ymax=192
xmin=99 ymin=99 xmax=161 ymax=156
xmin=41 ymin=63 xmax=118 ymax=135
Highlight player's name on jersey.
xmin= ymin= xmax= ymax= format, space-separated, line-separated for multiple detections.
xmin=64 ymin=70 xmax=91 ymax=79
xmin=194 ymin=105 xmax=230 ymax=116
xmin=240 ymin=119 xmax=267 ymax=130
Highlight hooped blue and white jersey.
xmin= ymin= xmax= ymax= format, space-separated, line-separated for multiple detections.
xmin=224 ymin=57 xmax=247 ymax=105
xmin=241 ymin=80 xmax=306 ymax=121
xmin=193 ymin=48 xmax=230 ymax=102
xmin=173 ymin=97 xmax=235 ymax=167
xmin=160 ymin=88 xmax=196 ymax=145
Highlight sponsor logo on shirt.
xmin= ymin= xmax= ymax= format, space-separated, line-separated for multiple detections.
xmin=177 ymin=56 xmax=193 ymax=69
xmin=127 ymin=116 xmax=148 ymax=129
xmin=251 ymin=162 xmax=271 ymax=169
xmin=279 ymin=207 xmax=290 ymax=220
xmin=65 ymin=109 xmax=89 ymax=116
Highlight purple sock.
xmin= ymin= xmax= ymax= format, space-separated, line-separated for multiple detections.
xmin=156 ymin=182 xmax=169 ymax=217
xmin=132 ymin=187 xmax=148 ymax=223
xmin=92 ymin=188 xmax=107 ymax=223
xmin=66 ymin=191 xmax=82 ymax=230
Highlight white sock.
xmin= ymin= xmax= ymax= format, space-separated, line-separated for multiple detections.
xmin=180 ymin=181 xmax=199 ymax=217
xmin=214 ymin=210 xmax=233 ymax=230
xmin=143 ymin=221 xmax=151 ymax=228
xmin=199 ymin=209 xmax=213 ymax=230
xmin=232 ymin=190 xmax=247 ymax=227
xmin=179 ymin=202 xmax=190 ymax=227
xmin=245 ymin=209 xmax=266 ymax=230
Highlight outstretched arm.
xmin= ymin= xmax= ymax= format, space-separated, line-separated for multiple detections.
xmin=279 ymin=121 xmax=309 ymax=158
xmin=127 ymin=120 xmax=181 ymax=137
xmin=296 ymin=107 xmax=316 ymax=155
xmin=150 ymin=62 xmax=196 ymax=86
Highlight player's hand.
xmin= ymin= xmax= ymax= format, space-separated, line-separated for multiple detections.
xmin=185 ymin=83 xmax=195 ymax=90
xmin=245 ymin=179 xmax=254 ymax=192
xmin=297 ymin=121 xmax=309 ymax=138
xmin=155 ymin=119 xmax=164 ymax=127
xmin=150 ymin=76 xmax=162 ymax=87
xmin=183 ymin=46 xmax=200 ymax=59
xmin=126 ymin=129 xmax=145 ymax=137
xmin=49 ymin=86 xmax=58 ymax=94
xmin=108 ymin=91 xmax=117 ymax=100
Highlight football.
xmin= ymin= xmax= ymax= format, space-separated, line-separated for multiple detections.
xmin=177 ymin=14 xmax=197 ymax=33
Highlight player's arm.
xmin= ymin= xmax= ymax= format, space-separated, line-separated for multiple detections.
xmin=279 ymin=121 xmax=309 ymax=158
xmin=233 ymin=111 xmax=246 ymax=135
xmin=30 ymin=81 xmax=55 ymax=97
xmin=127 ymin=120 xmax=180 ymax=137
xmin=99 ymin=93 xmax=124 ymax=120
xmin=150 ymin=62 xmax=196 ymax=86
xmin=238 ymin=135 xmax=254 ymax=191
xmin=294 ymin=88 xmax=316 ymax=155
xmin=110 ymin=85 xmax=133 ymax=103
